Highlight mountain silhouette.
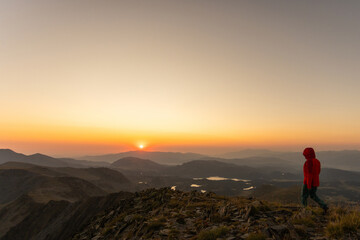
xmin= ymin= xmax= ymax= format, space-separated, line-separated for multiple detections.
xmin=111 ymin=157 xmax=166 ymax=172
xmin=81 ymin=151 xmax=207 ymax=165
xmin=0 ymin=149 xmax=110 ymax=168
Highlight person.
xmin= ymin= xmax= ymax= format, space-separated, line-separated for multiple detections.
xmin=301 ymin=147 xmax=328 ymax=212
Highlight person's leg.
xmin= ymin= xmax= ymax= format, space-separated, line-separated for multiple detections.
xmin=309 ymin=187 xmax=327 ymax=209
xmin=301 ymin=184 xmax=309 ymax=207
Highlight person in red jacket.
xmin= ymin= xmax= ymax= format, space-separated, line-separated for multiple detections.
xmin=301 ymin=147 xmax=328 ymax=212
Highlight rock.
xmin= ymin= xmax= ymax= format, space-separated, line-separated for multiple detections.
xmin=269 ymin=224 xmax=290 ymax=240
xmin=245 ymin=205 xmax=256 ymax=220
xmin=52 ymin=188 xmax=332 ymax=240
xmin=262 ymin=228 xmax=272 ymax=238
xmin=159 ymin=229 xmax=171 ymax=236
xmin=183 ymin=233 xmax=194 ymax=238
xmin=219 ymin=206 xmax=227 ymax=217
xmin=124 ymin=215 xmax=133 ymax=222
xmin=307 ymin=227 xmax=315 ymax=232
xmin=241 ymin=233 xmax=249 ymax=239
xmin=251 ymin=200 xmax=262 ymax=207
xmin=226 ymin=237 xmax=236 ymax=240
xmin=287 ymin=223 xmax=301 ymax=240
xmin=271 ymin=224 xmax=288 ymax=233
xmin=230 ymin=217 xmax=243 ymax=222
xmin=293 ymin=208 xmax=313 ymax=219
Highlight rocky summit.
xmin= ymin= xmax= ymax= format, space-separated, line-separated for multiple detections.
xmin=2 ymin=187 xmax=360 ymax=240
xmin=71 ymin=188 xmax=358 ymax=240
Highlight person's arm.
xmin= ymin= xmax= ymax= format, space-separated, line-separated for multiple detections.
xmin=304 ymin=161 xmax=313 ymax=189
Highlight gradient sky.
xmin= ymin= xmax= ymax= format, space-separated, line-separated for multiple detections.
xmin=1 ymin=0 xmax=360 ymax=156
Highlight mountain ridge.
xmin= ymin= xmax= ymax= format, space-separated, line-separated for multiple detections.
xmin=0 ymin=149 xmax=110 ymax=168
xmin=111 ymin=157 xmax=166 ymax=172
xmin=80 ymin=151 xmax=208 ymax=165
xmin=0 ymin=162 xmax=131 ymax=205
xmin=2 ymin=188 xmax=359 ymax=240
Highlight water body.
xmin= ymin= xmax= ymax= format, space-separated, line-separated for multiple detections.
xmin=243 ymin=186 xmax=255 ymax=191
xmin=231 ymin=178 xmax=251 ymax=183
xmin=191 ymin=184 xmax=201 ymax=188
xmin=206 ymin=176 xmax=228 ymax=181
xmin=194 ymin=176 xmax=252 ymax=182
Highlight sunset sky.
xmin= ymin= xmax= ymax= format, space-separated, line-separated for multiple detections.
xmin=1 ymin=1 xmax=360 ymax=156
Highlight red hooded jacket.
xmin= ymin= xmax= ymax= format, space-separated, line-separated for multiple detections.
xmin=303 ymin=148 xmax=321 ymax=189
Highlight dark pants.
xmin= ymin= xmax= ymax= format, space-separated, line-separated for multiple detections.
xmin=301 ymin=184 xmax=327 ymax=209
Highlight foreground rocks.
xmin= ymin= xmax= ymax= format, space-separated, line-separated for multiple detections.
xmin=5 ymin=187 xmax=359 ymax=239
xmin=72 ymin=188 xmax=332 ymax=240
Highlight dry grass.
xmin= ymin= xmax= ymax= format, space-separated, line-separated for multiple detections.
xmin=292 ymin=215 xmax=316 ymax=227
xmin=197 ymin=226 xmax=229 ymax=240
xmin=246 ymin=233 xmax=267 ymax=240
xmin=326 ymin=206 xmax=360 ymax=239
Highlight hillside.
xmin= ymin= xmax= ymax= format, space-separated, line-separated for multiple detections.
xmin=111 ymin=157 xmax=166 ymax=172
xmin=1 ymin=191 xmax=134 ymax=240
xmin=0 ymin=162 xmax=131 ymax=239
xmin=49 ymin=166 xmax=131 ymax=192
xmin=0 ymin=162 xmax=131 ymax=203
xmin=0 ymin=149 xmax=71 ymax=167
xmin=0 ymin=195 xmax=42 ymax=239
xmin=0 ymin=162 xmax=132 ymax=204
xmin=0 ymin=168 xmax=106 ymax=204
xmin=163 ymin=160 xmax=267 ymax=179
xmin=221 ymin=156 xmax=299 ymax=172
xmin=2 ymin=188 xmax=359 ymax=240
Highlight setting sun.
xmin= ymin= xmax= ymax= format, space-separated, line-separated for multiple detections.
xmin=139 ymin=145 xmax=144 ymax=150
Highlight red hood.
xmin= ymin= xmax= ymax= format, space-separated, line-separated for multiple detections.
xmin=303 ymin=147 xmax=316 ymax=160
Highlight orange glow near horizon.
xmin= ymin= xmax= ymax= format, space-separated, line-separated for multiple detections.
xmin=1 ymin=1 xmax=360 ymax=156
xmin=1 ymin=120 xmax=359 ymax=156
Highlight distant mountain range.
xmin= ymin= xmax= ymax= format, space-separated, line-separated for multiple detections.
xmin=3 ymin=148 xmax=360 ymax=172
xmin=163 ymin=160 xmax=264 ymax=179
xmin=2 ymin=148 xmax=360 ymax=183
xmin=218 ymin=149 xmax=360 ymax=171
xmin=0 ymin=149 xmax=110 ymax=168
xmin=199 ymin=156 xmax=299 ymax=173
xmin=111 ymin=157 xmax=166 ymax=172
xmin=80 ymin=151 xmax=207 ymax=165
xmin=80 ymin=149 xmax=360 ymax=171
